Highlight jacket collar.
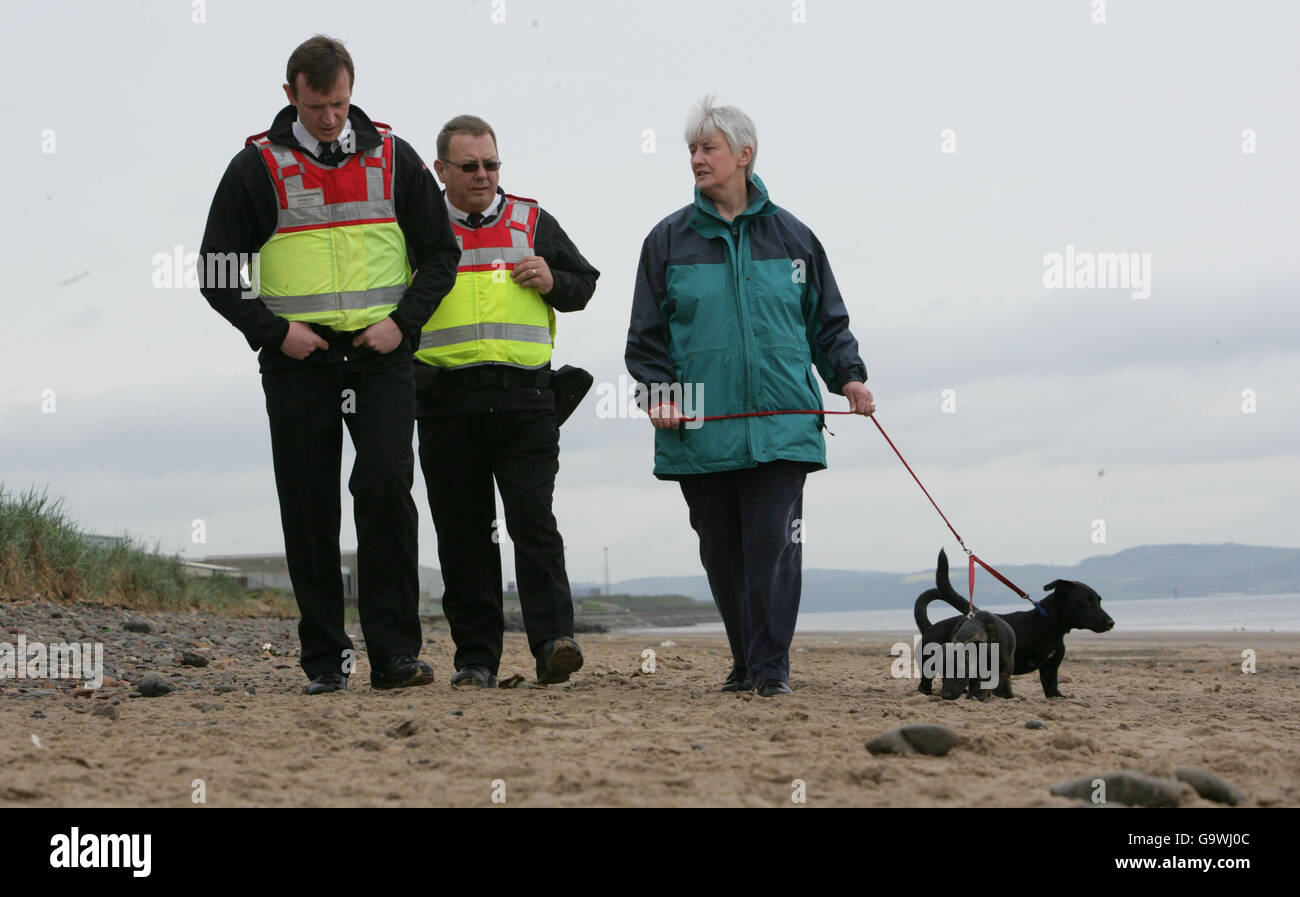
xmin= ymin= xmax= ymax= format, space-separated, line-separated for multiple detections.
xmin=690 ymin=174 xmax=776 ymax=235
xmin=266 ymin=103 xmax=383 ymax=156
xmin=443 ymin=187 xmax=506 ymax=227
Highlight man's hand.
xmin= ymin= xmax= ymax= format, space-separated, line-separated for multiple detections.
xmin=280 ymin=321 xmax=330 ymax=360
xmin=843 ymin=381 xmax=875 ymax=415
xmin=649 ymin=401 xmax=686 ymax=429
xmin=352 ymin=317 xmax=403 ymax=354
xmin=512 ymin=255 xmax=554 ymax=296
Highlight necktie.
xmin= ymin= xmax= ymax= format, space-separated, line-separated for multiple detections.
xmin=465 ymin=212 xmax=484 ymax=228
xmin=318 ymin=141 xmax=344 ymax=166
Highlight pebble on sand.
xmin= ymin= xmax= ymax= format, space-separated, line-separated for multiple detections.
xmin=122 ymin=620 xmax=152 ymax=633
xmin=1025 ymin=720 xmax=1047 ymax=729
xmin=866 ymin=724 xmax=963 ymax=756
xmin=136 ymin=674 xmax=174 ymax=698
xmin=1050 ymin=770 xmax=1192 ymax=807
xmin=181 ymin=652 xmax=210 ymax=668
xmin=1175 ymin=768 xmax=1246 ymax=806
xmin=388 ymin=719 xmax=419 ymax=738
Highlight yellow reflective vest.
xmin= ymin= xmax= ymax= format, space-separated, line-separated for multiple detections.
xmin=248 ymin=127 xmax=411 ymax=332
xmin=415 ymin=195 xmax=555 ymax=369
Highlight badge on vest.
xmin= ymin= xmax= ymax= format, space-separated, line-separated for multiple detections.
xmin=287 ymin=189 xmax=324 ymax=209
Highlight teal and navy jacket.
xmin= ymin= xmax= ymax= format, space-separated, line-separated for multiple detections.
xmin=625 ymin=175 xmax=867 ymax=479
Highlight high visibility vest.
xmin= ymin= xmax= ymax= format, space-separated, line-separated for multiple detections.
xmin=414 ymin=195 xmax=555 ymax=369
xmin=247 ymin=125 xmax=411 ymax=332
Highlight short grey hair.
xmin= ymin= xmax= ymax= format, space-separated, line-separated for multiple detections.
xmin=684 ymin=94 xmax=757 ymax=180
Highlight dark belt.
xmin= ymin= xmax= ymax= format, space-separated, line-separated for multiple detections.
xmin=436 ymin=365 xmax=553 ymax=390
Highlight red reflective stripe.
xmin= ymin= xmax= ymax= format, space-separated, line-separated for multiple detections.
xmin=452 ymin=227 xmax=532 ymax=249
xmin=364 ymin=156 xmax=383 ymax=167
xmin=382 ymin=136 xmax=394 ymax=199
xmin=458 ymin=263 xmax=515 ymax=273
xmin=276 ymin=217 xmax=397 ymax=234
xmin=280 ymin=164 xmax=301 ymax=179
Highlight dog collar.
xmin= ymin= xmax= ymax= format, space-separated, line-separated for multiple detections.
xmin=1032 ymin=599 xmax=1049 ymax=619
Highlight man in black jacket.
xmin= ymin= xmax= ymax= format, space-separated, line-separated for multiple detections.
xmin=198 ymin=35 xmax=460 ymax=694
xmin=415 ymin=115 xmax=599 ymax=688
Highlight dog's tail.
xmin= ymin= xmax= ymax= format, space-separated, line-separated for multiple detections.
xmin=914 ymin=590 xmax=949 ymax=632
xmin=936 ymin=548 xmax=971 ymax=614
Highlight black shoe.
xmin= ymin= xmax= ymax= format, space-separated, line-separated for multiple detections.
xmin=721 ymin=666 xmax=754 ymax=693
xmin=370 ymin=655 xmax=435 ymax=690
xmin=305 ymin=672 xmax=347 ymax=695
xmin=450 ymin=665 xmax=497 ymax=688
xmin=756 ymin=679 xmax=793 ymax=697
xmin=536 ymin=637 xmax=584 ymax=684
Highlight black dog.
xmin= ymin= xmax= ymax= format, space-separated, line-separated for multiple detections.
xmin=914 ymin=549 xmax=1114 ymax=698
xmin=941 ymin=609 xmax=1017 ymax=700
xmin=914 ymin=581 xmax=1016 ymax=701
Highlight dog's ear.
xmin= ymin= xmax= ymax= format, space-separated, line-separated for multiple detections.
xmin=1043 ymin=579 xmax=1068 ymax=592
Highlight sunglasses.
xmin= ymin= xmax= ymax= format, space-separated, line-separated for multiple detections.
xmin=442 ymin=159 xmax=502 ymax=173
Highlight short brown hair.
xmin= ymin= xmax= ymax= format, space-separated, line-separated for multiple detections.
xmin=437 ymin=115 xmax=498 ymax=160
xmin=286 ymin=35 xmax=354 ymax=96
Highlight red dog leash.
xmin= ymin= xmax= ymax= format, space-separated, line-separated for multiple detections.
xmin=679 ymin=408 xmax=1041 ymax=614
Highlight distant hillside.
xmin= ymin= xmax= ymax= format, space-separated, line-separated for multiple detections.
xmin=612 ymin=543 xmax=1300 ymax=613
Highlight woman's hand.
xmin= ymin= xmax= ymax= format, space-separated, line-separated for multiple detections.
xmin=649 ymin=401 xmax=685 ymax=429
xmin=843 ymin=381 xmax=875 ymax=415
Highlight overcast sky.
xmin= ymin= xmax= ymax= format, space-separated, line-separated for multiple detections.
xmin=3 ymin=0 xmax=1297 ymax=589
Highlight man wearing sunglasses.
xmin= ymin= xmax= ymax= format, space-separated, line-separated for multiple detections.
xmin=417 ymin=115 xmax=599 ymax=688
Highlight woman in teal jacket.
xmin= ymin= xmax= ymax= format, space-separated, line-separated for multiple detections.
xmin=625 ymin=96 xmax=874 ymax=696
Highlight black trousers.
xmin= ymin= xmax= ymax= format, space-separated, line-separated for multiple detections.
xmin=679 ymin=461 xmax=807 ymax=686
xmin=417 ymin=408 xmax=574 ymax=674
xmin=261 ymin=347 xmax=421 ymax=680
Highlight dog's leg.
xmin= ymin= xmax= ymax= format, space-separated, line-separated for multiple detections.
xmin=1039 ymin=639 xmax=1069 ymax=698
xmin=996 ymin=643 xmax=1015 ymax=698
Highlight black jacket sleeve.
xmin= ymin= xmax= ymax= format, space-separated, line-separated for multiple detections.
xmin=533 ymin=209 xmax=599 ymax=312
xmin=806 ymin=233 xmax=867 ymax=393
xmin=198 ymin=146 xmax=287 ymax=352
xmin=625 ymin=229 xmax=678 ymax=409
xmin=390 ymin=138 xmax=460 ymax=342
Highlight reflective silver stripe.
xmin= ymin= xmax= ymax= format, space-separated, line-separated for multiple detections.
xmin=277 ymin=199 xmax=398 ymax=230
xmin=366 ymin=163 xmax=385 ymax=202
xmin=458 ymin=246 xmax=534 ymax=267
xmin=508 ymin=200 xmax=535 ymax=250
xmin=364 ymin=142 xmax=386 ymax=201
xmin=262 ymin=283 xmax=407 ymax=315
xmin=419 ymin=322 xmax=552 ymax=348
xmin=266 ymin=143 xmax=304 ymax=193
xmin=430 ymin=359 xmax=550 ymax=371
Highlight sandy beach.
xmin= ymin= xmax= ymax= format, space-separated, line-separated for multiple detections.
xmin=2 ymin=601 xmax=1297 ymax=807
